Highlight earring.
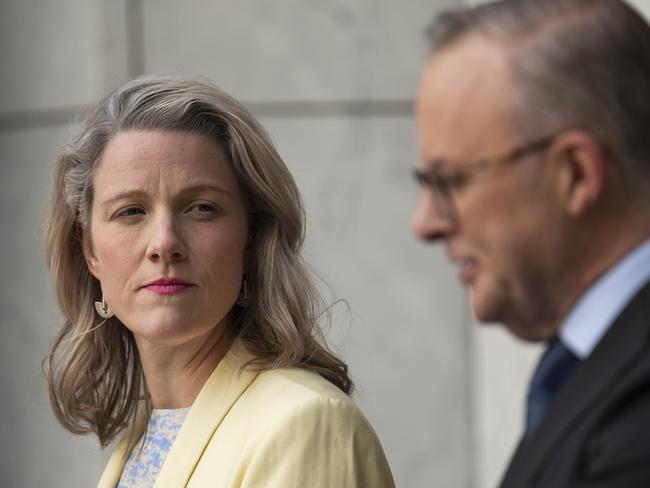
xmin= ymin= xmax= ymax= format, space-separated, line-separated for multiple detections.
xmin=236 ymin=273 xmax=251 ymax=307
xmin=94 ymin=295 xmax=114 ymax=319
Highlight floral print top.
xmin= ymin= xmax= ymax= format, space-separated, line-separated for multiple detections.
xmin=117 ymin=407 xmax=190 ymax=488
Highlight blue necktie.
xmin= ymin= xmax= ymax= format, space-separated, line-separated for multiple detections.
xmin=525 ymin=338 xmax=581 ymax=435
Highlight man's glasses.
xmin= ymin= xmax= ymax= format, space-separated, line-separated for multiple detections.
xmin=413 ymin=135 xmax=556 ymax=218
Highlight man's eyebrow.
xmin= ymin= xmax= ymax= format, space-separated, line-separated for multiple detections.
xmin=425 ymin=157 xmax=444 ymax=167
xmin=422 ymin=157 xmax=450 ymax=172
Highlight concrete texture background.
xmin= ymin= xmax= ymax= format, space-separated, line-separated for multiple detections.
xmin=1 ymin=1 xmax=648 ymax=487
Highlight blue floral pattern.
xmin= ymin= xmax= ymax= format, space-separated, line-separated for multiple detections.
xmin=117 ymin=407 xmax=190 ymax=488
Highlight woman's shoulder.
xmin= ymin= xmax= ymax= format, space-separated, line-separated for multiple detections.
xmin=231 ymin=366 xmax=383 ymax=450
xmin=217 ymin=344 xmax=373 ymax=434
xmin=219 ymin=366 xmax=395 ymax=487
xmin=245 ymin=366 xmax=354 ymax=412
xmin=185 ymin=365 xmax=396 ymax=488
xmin=192 ymin=360 xmax=395 ymax=487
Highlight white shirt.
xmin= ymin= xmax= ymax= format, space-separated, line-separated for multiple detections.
xmin=560 ymin=237 xmax=650 ymax=359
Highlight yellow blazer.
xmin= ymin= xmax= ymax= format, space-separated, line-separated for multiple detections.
xmin=97 ymin=342 xmax=395 ymax=487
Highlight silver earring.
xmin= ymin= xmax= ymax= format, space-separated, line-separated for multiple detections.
xmin=94 ymin=295 xmax=114 ymax=319
xmin=236 ymin=273 xmax=251 ymax=307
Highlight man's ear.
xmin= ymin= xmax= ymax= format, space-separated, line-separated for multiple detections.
xmin=547 ymin=130 xmax=606 ymax=217
xmin=81 ymin=228 xmax=101 ymax=280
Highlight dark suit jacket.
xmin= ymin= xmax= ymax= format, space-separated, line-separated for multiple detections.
xmin=500 ymin=280 xmax=650 ymax=488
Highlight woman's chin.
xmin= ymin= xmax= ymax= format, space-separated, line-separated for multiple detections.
xmin=124 ymin=311 xmax=216 ymax=347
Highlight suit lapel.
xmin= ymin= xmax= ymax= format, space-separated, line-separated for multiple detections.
xmin=502 ymin=281 xmax=650 ymax=486
xmin=154 ymin=340 xmax=259 ymax=487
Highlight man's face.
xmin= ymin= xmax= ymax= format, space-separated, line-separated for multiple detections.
xmin=413 ymin=37 xmax=564 ymax=340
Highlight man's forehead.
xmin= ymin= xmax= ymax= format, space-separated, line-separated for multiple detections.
xmin=422 ymin=35 xmax=508 ymax=84
xmin=416 ymin=36 xmax=520 ymax=165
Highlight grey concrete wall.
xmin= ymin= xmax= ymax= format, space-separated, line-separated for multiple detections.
xmin=9 ymin=1 xmax=649 ymax=487
xmin=0 ymin=1 xmax=473 ymax=487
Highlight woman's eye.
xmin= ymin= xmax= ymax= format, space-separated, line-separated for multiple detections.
xmin=189 ymin=203 xmax=218 ymax=215
xmin=115 ymin=207 xmax=145 ymax=219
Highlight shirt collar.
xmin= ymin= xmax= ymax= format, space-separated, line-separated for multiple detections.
xmin=560 ymin=237 xmax=650 ymax=359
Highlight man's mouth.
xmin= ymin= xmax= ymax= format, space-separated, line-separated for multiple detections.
xmin=459 ymin=258 xmax=477 ymax=284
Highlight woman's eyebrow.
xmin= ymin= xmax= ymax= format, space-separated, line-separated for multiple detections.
xmin=99 ymin=189 xmax=149 ymax=207
xmin=99 ymin=184 xmax=234 ymax=207
xmin=177 ymin=183 xmax=233 ymax=198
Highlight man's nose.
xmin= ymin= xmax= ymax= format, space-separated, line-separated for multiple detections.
xmin=146 ymin=214 xmax=188 ymax=263
xmin=411 ymin=191 xmax=454 ymax=242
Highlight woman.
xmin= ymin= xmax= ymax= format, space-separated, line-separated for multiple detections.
xmin=44 ymin=76 xmax=395 ymax=488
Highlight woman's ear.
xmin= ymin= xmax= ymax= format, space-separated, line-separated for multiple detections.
xmin=81 ymin=228 xmax=101 ymax=280
xmin=548 ymin=130 xmax=606 ymax=217
xmin=245 ymin=214 xmax=257 ymax=250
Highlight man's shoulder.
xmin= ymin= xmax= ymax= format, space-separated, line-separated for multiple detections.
xmin=501 ymin=310 xmax=650 ymax=487
xmin=582 ymin=378 xmax=650 ymax=477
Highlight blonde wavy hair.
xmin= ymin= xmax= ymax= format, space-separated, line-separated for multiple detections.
xmin=44 ymin=75 xmax=352 ymax=447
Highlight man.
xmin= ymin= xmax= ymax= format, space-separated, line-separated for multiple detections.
xmin=412 ymin=0 xmax=650 ymax=486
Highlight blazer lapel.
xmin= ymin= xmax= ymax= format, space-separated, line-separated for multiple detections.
xmin=503 ymin=280 xmax=650 ymax=486
xmin=154 ymin=340 xmax=259 ymax=487
xmin=96 ymin=340 xmax=259 ymax=488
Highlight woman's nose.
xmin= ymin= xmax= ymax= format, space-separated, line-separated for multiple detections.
xmin=145 ymin=214 xmax=188 ymax=263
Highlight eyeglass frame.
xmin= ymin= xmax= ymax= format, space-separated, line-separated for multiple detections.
xmin=413 ymin=134 xmax=557 ymax=218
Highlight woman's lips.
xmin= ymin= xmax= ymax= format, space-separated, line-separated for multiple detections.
xmin=143 ymin=278 xmax=194 ymax=295
xmin=144 ymin=283 xmax=193 ymax=295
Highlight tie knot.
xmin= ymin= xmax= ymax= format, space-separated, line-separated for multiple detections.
xmin=526 ymin=338 xmax=581 ymax=435
xmin=531 ymin=338 xmax=580 ymax=392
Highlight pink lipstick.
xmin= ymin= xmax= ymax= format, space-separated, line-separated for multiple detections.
xmin=143 ymin=277 xmax=194 ymax=295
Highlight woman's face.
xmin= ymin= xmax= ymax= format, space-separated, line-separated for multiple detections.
xmin=83 ymin=130 xmax=248 ymax=348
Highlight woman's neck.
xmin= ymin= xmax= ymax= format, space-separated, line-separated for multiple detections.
xmin=135 ymin=326 xmax=233 ymax=409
